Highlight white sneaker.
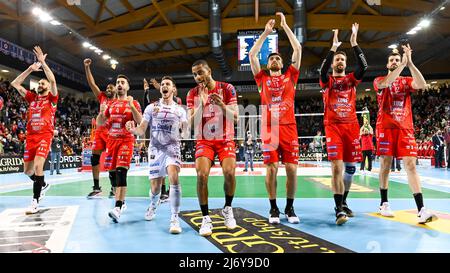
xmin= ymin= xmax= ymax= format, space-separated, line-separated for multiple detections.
xmin=169 ymin=214 xmax=182 ymax=234
xmin=418 ymin=207 xmax=438 ymax=224
xmin=269 ymin=208 xmax=281 ymax=224
xmin=144 ymin=203 xmax=158 ymax=221
xmin=199 ymin=215 xmax=213 ymax=237
xmin=108 ymin=207 xmax=121 ymax=223
xmin=379 ymin=202 xmax=395 ymax=217
xmin=222 ymin=206 xmax=237 ymax=229
xmin=121 ymin=202 xmax=127 ymax=213
xmin=25 ymin=199 xmax=39 ymax=215
xmin=39 ymin=183 xmax=51 ymax=202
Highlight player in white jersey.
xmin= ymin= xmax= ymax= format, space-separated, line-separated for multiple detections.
xmin=126 ymin=76 xmax=187 ymax=234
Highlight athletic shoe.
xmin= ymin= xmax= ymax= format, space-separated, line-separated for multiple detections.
xmin=418 ymin=207 xmax=438 ymax=224
xmin=379 ymin=202 xmax=395 ymax=217
xmin=144 ymin=202 xmax=158 ymax=221
xmin=199 ymin=215 xmax=213 ymax=237
xmin=269 ymin=207 xmax=280 ymax=224
xmin=121 ymin=202 xmax=127 ymax=213
xmin=222 ymin=206 xmax=237 ymax=229
xmin=169 ymin=214 xmax=182 ymax=234
xmin=243 ymin=169 xmax=248 ymax=172
xmin=335 ymin=208 xmax=348 ymax=225
xmin=25 ymin=199 xmax=39 ymax=215
xmin=342 ymin=204 xmax=354 ymax=217
xmin=39 ymin=183 xmax=51 ymax=202
xmin=284 ymin=207 xmax=300 ymax=224
xmin=160 ymin=193 xmax=169 ymax=203
xmin=109 ymin=187 xmax=116 ymax=199
xmin=108 ymin=207 xmax=121 ymax=223
xmin=87 ymin=187 xmax=102 ymax=199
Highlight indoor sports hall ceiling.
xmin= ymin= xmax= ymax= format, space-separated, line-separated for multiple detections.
xmin=0 ymin=0 xmax=449 ymax=86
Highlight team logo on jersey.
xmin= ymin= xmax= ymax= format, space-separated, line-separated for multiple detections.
xmin=266 ymin=80 xmax=271 ymax=86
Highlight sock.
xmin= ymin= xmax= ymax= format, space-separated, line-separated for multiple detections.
xmin=29 ymin=174 xmax=36 ymax=182
xmin=285 ymin=198 xmax=294 ymax=211
xmin=380 ymin=188 xmax=388 ymax=206
xmin=334 ymin=194 xmax=343 ymax=211
xmin=115 ymin=200 xmax=123 ymax=209
xmin=150 ymin=191 xmax=161 ymax=207
xmin=225 ymin=195 xmax=234 ymax=207
xmin=413 ymin=193 xmax=424 ymax=212
xmin=200 ymin=204 xmax=209 ymax=216
xmin=35 ymin=175 xmax=45 ymax=187
xmin=33 ymin=181 xmax=41 ymax=200
xmin=269 ymin=199 xmax=278 ymax=210
xmin=93 ymin=179 xmax=100 ymax=189
xmin=169 ymin=184 xmax=181 ymax=215
xmin=343 ymin=191 xmax=349 ymax=205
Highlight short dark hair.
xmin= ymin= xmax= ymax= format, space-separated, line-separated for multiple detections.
xmin=117 ymin=74 xmax=130 ymax=83
xmin=268 ymin=52 xmax=282 ymax=60
xmin=192 ymin=59 xmax=209 ymax=68
xmin=39 ymin=78 xmax=49 ymax=83
xmin=334 ymin=51 xmax=347 ymax=58
xmin=161 ymin=76 xmax=176 ymax=86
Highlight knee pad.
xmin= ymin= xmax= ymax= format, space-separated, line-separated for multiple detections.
xmin=91 ymin=154 xmax=101 ymax=167
xmin=109 ymin=171 xmax=117 ymax=187
xmin=345 ymin=165 xmax=356 ymax=175
xmin=116 ymin=167 xmax=128 ymax=187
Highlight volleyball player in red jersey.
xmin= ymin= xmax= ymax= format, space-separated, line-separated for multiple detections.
xmin=249 ymin=12 xmax=302 ymax=224
xmin=11 ymin=46 xmax=58 ymax=214
xmin=187 ymin=59 xmax=238 ymax=236
xmin=83 ymin=58 xmax=117 ymax=199
xmin=374 ymin=45 xmax=437 ymax=224
xmin=97 ymin=75 xmax=142 ymax=223
xmin=319 ymin=24 xmax=368 ymax=225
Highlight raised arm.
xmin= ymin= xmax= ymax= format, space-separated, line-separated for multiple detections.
xmin=350 ymin=23 xmax=368 ymax=80
xmin=96 ymin=103 xmax=107 ymax=126
xmin=126 ymin=120 xmax=148 ymax=137
xmin=127 ymin=96 xmax=142 ymax=124
xmin=375 ymin=53 xmax=407 ymax=89
xmin=320 ymin=29 xmax=341 ymax=84
xmin=276 ymin=12 xmax=302 ymax=70
xmin=249 ymin=19 xmax=275 ymax=76
xmin=34 ymin=46 xmax=57 ymax=96
xmin=11 ymin=63 xmax=41 ymax=98
xmin=83 ymin=58 xmax=101 ymax=98
xmin=403 ymin=44 xmax=427 ymax=90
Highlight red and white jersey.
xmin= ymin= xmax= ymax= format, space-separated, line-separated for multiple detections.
xmin=104 ymin=99 xmax=142 ymax=140
xmin=25 ymin=90 xmax=58 ymax=135
xmin=97 ymin=92 xmax=115 ymax=132
xmin=320 ymin=73 xmax=360 ymax=125
xmin=186 ymin=81 xmax=237 ymax=140
xmin=254 ymin=65 xmax=300 ymax=126
xmin=374 ymin=76 xmax=415 ymax=130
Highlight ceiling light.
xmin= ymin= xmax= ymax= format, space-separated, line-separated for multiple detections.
xmin=406 ymin=30 xmax=417 ymax=35
xmin=440 ymin=6 xmax=445 ymax=10
xmin=94 ymin=49 xmax=103 ymax=54
xmin=110 ymin=59 xmax=118 ymax=65
xmin=102 ymin=54 xmax=111 ymax=60
xmin=89 ymin=46 xmax=98 ymax=50
xmin=388 ymin=44 xmax=398 ymax=49
xmin=1 ymin=69 xmax=9 ymax=73
xmin=39 ymin=12 xmax=53 ymax=22
xmin=82 ymin=42 xmax=92 ymax=48
xmin=412 ymin=26 xmax=422 ymax=32
xmin=32 ymin=7 xmax=42 ymax=15
xmin=418 ymin=19 xmax=431 ymax=28
xmin=50 ymin=20 xmax=61 ymax=26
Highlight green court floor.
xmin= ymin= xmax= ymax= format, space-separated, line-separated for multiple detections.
xmin=3 ymin=175 xmax=450 ymax=199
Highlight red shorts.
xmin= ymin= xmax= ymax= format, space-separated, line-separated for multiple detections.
xmin=376 ymin=128 xmax=417 ymax=158
xmin=24 ymin=132 xmax=53 ymax=162
xmin=325 ymin=123 xmax=362 ymax=162
xmin=104 ymin=138 xmax=134 ymax=170
xmin=92 ymin=128 xmax=108 ymax=151
xmin=195 ymin=140 xmax=236 ymax=164
xmin=262 ymin=124 xmax=299 ymax=165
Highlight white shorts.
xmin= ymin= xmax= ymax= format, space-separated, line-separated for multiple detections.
xmin=148 ymin=146 xmax=181 ymax=180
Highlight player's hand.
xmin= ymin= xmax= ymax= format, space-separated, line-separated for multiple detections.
xmin=29 ymin=62 xmax=42 ymax=72
xmin=332 ymin=29 xmax=342 ymax=50
xmin=402 ymin=44 xmax=413 ymax=66
xmin=265 ymin=19 xmax=275 ymax=34
xmin=276 ymin=12 xmax=287 ymax=29
xmin=127 ymin=96 xmax=134 ymax=106
xmin=350 ymin=23 xmax=359 ymax=47
xmin=198 ymin=83 xmax=208 ymax=106
xmin=33 ymin=46 xmax=47 ymax=64
xmin=84 ymin=58 xmax=92 ymax=67
xmin=125 ymin=120 xmax=136 ymax=133
xmin=143 ymin=78 xmax=149 ymax=90
xmin=210 ymin=93 xmax=225 ymax=108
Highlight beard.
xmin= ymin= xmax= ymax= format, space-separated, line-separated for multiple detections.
xmin=388 ymin=65 xmax=398 ymax=72
xmin=269 ymin=63 xmax=281 ymax=72
xmin=334 ymin=67 xmax=344 ymax=73
xmin=37 ymin=87 xmax=46 ymax=94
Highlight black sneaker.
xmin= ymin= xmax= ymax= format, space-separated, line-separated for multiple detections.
xmin=284 ymin=207 xmax=300 ymax=224
xmin=342 ymin=204 xmax=354 ymax=217
xmin=87 ymin=187 xmax=102 ymax=199
xmin=269 ymin=207 xmax=280 ymax=224
xmin=109 ymin=187 xmax=116 ymax=198
xmin=335 ymin=207 xmax=348 ymax=225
